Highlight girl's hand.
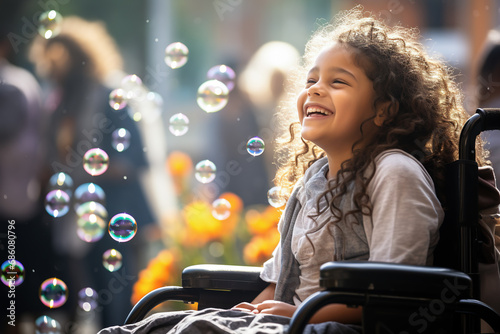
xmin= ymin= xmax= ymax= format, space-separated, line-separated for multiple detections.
xmin=252 ymin=300 xmax=297 ymax=317
xmin=231 ymin=302 xmax=257 ymax=313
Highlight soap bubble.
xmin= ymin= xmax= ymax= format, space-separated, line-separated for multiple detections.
xmin=83 ymin=148 xmax=109 ymax=176
xmin=109 ymin=88 xmax=128 ymax=110
xmin=1 ymin=260 xmax=25 ymax=287
xmin=102 ymin=249 xmax=122 ymax=272
xmin=76 ymin=201 xmax=108 ymax=219
xmin=169 ymin=113 xmax=189 ymax=136
xmin=108 ymin=213 xmax=137 ymax=242
xmin=74 ymin=183 xmax=106 ymax=209
xmin=35 ymin=315 xmax=62 ymax=334
xmin=39 ymin=278 xmax=68 ymax=308
xmin=267 ymin=186 xmax=286 ymax=208
xmin=246 ymin=137 xmax=265 ymax=156
xmin=211 ymin=198 xmax=231 ymax=220
xmin=38 ymin=10 xmax=62 ymax=39
xmin=112 ymin=128 xmax=131 ymax=152
xmin=48 ymin=172 xmax=74 ymax=194
xmin=164 ymin=42 xmax=189 ymax=69
xmin=195 ymin=160 xmax=217 ymax=183
xmin=197 ymin=80 xmax=229 ymax=113
xmin=207 ymin=65 xmax=236 ymax=91
xmin=121 ymin=74 xmax=145 ymax=100
xmin=45 ymin=190 xmax=70 ymax=217
xmin=78 ymin=287 xmax=98 ymax=312
xmin=77 ymin=213 xmax=106 ymax=243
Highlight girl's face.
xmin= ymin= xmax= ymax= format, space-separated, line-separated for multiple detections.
xmin=296 ymin=43 xmax=380 ymax=158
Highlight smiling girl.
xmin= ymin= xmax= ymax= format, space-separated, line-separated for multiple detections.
xmin=233 ymin=5 xmax=488 ymax=327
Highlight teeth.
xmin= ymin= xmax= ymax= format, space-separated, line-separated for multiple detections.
xmin=306 ymin=107 xmax=332 ymax=116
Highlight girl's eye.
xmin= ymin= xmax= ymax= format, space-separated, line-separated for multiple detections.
xmin=333 ymin=79 xmax=346 ymax=85
xmin=305 ymin=79 xmax=316 ymax=87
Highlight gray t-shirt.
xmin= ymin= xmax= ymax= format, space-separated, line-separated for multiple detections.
xmin=261 ymin=149 xmax=444 ymax=305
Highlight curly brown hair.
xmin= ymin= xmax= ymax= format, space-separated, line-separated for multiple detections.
xmin=274 ymin=6 xmax=487 ymax=222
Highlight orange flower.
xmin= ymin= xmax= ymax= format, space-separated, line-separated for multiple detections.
xmin=166 ymin=151 xmax=193 ymax=178
xmin=131 ymin=249 xmax=179 ymax=305
xmin=219 ymin=192 xmax=244 ymax=214
xmin=246 ymin=206 xmax=281 ymax=235
xmin=243 ymin=228 xmax=280 ymax=265
xmin=182 ymin=200 xmax=237 ymax=246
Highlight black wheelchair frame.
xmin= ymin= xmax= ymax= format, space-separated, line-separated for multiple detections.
xmin=124 ymin=108 xmax=500 ymax=333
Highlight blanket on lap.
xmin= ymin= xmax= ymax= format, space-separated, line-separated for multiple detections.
xmin=97 ymin=308 xmax=363 ymax=334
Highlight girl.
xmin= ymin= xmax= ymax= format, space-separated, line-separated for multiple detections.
xmin=233 ymin=4 xmax=487 ymax=325
xmin=100 ymin=6 xmax=488 ymax=333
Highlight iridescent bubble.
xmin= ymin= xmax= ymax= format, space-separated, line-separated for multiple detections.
xmin=78 ymin=287 xmax=98 ymax=312
xmin=267 ymin=186 xmax=286 ymax=208
xmin=35 ymin=315 xmax=62 ymax=334
xmin=75 ymin=201 xmax=108 ymax=220
xmin=169 ymin=113 xmax=189 ymax=136
xmin=48 ymin=172 xmax=74 ymax=194
xmin=195 ymin=160 xmax=217 ymax=183
xmin=83 ymin=148 xmax=109 ymax=176
xmin=196 ymin=80 xmax=229 ymax=113
xmin=1 ymin=260 xmax=25 ymax=287
xmin=108 ymin=213 xmax=137 ymax=242
xmin=74 ymin=183 xmax=106 ymax=209
xmin=207 ymin=65 xmax=236 ymax=91
xmin=39 ymin=278 xmax=68 ymax=308
xmin=44 ymin=190 xmax=70 ymax=218
xmin=102 ymin=249 xmax=123 ymax=272
xmin=112 ymin=128 xmax=131 ymax=152
xmin=77 ymin=213 xmax=106 ymax=243
xmin=246 ymin=137 xmax=265 ymax=156
xmin=164 ymin=42 xmax=189 ymax=69
xmin=211 ymin=198 xmax=231 ymax=220
xmin=109 ymin=88 xmax=128 ymax=110
xmin=120 ymin=74 xmax=145 ymax=100
xmin=38 ymin=10 xmax=62 ymax=39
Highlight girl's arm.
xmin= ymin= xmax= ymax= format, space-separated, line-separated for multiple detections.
xmin=252 ymin=283 xmax=276 ymax=303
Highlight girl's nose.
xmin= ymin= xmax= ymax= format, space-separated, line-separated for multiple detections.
xmin=307 ymin=82 xmax=324 ymax=96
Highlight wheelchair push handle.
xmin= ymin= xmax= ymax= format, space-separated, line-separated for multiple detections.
xmin=459 ymin=108 xmax=500 ymax=161
xmin=476 ymin=108 xmax=500 ymax=131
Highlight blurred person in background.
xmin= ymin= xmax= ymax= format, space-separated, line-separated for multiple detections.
xmin=0 ymin=1 xmax=52 ymax=333
xmin=29 ymin=16 xmax=155 ymax=330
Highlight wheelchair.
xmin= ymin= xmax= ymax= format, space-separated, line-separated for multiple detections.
xmin=124 ymin=108 xmax=500 ymax=333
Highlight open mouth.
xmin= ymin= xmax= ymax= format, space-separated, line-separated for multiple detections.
xmin=305 ymin=106 xmax=334 ymax=117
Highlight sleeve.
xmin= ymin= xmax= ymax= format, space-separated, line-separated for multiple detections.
xmin=364 ymin=152 xmax=444 ymax=265
xmin=260 ymin=243 xmax=281 ymax=284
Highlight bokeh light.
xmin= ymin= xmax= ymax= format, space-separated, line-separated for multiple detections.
xmin=83 ymin=148 xmax=109 ymax=176
xmin=102 ymin=249 xmax=123 ymax=272
xmin=1 ymin=260 xmax=25 ymax=287
xmin=246 ymin=137 xmax=265 ymax=156
xmin=39 ymin=278 xmax=68 ymax=309
xmin=164 ymin=42 xmax=189 ymax=69
xmin=196 ymin=80 xmax=229 ymax=113
xmin=108 ymin=213 xmax=137 ymax=242
xmin=194 ymin=160 xmax=217 ymax=183
xmin=44 ymin=189 xmax=70 ymax=218
xmin=169 ymin=113 xmax=189 ymax=136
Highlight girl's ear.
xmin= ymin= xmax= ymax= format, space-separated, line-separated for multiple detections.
xmin=374 ymin=100 xmax=399 ymax=127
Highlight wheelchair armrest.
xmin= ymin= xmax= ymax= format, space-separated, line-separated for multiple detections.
xmin=182 ymin=264 xmax=268 ymax=291
xmin=320 ymin=261 xmax=472 ymax=299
